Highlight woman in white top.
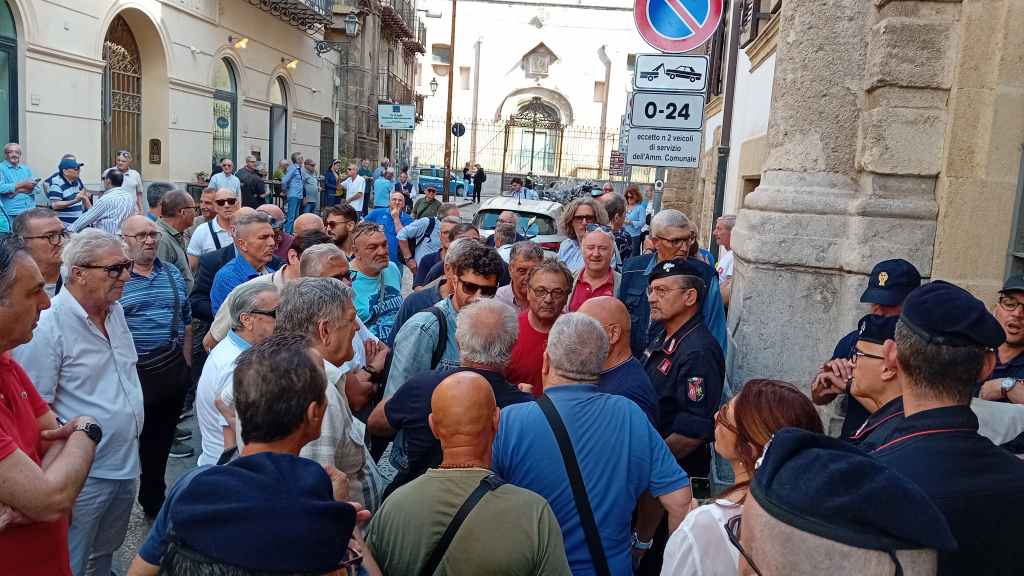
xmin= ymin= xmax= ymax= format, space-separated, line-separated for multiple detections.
xmin=113 ymin=150 xmax=144 ymax=213
xmin=660 ymin=379 xmax=824 ymax=576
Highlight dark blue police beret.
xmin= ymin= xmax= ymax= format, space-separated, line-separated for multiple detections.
xmin=171 ymin=452 xmax=356 ymax=572
xmin=649 ymin=258 xmax=704 ymax=282
xmin=900 ymin=280 xmax=1005 ymax=348
xmin=857 ymin=314 xmax=899 ymax=345
xmin=752 ymin=428 xmax=957 ymax=552
xmin=861 ymin=259 xmax=922 ymax=307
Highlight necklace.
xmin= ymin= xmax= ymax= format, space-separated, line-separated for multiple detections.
xmin=437 ymin=463 xmax=489 ymax=470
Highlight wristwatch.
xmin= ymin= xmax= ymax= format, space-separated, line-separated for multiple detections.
xmin=74 ymin=422 xmax=103 ymax=445
xmin=631 ymin=531 xmax=653 ymax=551
xmin=1001 ymin=378 xmax=1019 ymax=399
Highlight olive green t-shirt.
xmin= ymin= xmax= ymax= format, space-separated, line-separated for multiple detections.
xmin=366 ymin=468 xmax=571 ymax=576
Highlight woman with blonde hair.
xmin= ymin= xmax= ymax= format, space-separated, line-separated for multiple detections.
xmin=556 ymin=196 xmax=609 ymax=273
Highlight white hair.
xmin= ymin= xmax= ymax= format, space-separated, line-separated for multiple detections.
xmin=546 ymin=313 xmax=608 ymax=382
xmin=650 ymin=209 xmax=691 ymax=236
xmin=60 ymin=229 xmax=127 ymax=282
xmin=456 ymin=299 xmax=519 ymax=366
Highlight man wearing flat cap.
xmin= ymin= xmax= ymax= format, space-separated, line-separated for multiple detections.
xmin=738 ymin=428 xmax=955 ymax=576
xmin=871 ymin=281 xmax=1024 ymax=575
xmin=812 ymin=259 xmax=921 ymax=439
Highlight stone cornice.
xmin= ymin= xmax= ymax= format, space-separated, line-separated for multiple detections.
xmin=26 ymin=44 xmax=105 ymax=74
xmin=169 ymin=78 xmax=216 ymax=98
xmin=746 ymin=12 xmax=780 ymax=73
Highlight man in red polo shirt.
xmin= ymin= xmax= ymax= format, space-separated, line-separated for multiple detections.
xmin=506 ymin=259 xmax=573 ymax=395
xmin=569 ymin=228 xmax=619 ymax=312
xmin=0 ymin=237 xmax=99 ymax=576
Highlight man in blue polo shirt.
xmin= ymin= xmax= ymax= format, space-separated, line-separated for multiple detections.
xmin=493 ymin=313 xmax=691 ymax=576
xmin=372 ymin=167 xmax=395 ymax=209
xmin=211 ymin=211 xmax=278 ymax=314
xmin=0 ymin=142 xmax=36 ymax=221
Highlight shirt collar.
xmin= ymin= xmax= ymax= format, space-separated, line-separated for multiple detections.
xmin=231 ymin=253 xmax=264 ymax=276
xmin=157 ymin=217 xmax=183 ymax=239
xmin=579 ymin=270 xmax=615 ymax=290
xmin=545 ymin=383 xmax=600 ymax=396
xmin=886 ymin=404 xmax=978 ymax=438
xmin=227 ymin=330 xmax=252 ymax=351
xmin=323 ymin=359 xmax=346 ymax=386
xmin=996 ymin=349 xmax=1024 ymax=369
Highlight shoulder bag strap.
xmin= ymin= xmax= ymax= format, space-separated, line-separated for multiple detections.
xmin=164 ymin=266 xmax=181 ymax=345
xmin=536 ymin=394 xmax=612 ymax=576
xmin=208 ymin=219 xmax=222 ymax=251
xmin=428 ymin=306 xmax=448 ymax=369
xmin=419 ymin=474 xmax=505 ymax=576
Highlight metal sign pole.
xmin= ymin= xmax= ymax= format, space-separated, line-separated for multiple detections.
xmin=652 ymin=167 xmax=665 ymax=214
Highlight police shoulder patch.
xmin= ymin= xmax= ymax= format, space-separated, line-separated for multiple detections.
xmin=687 ymin=377 xmax=705 ymax=402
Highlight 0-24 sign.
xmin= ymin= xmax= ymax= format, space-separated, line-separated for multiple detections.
xmin=629 ymin=91 xmax=705 ymax=131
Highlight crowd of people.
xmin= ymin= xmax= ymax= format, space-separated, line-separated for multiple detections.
xmin=0 ymin=149 xmax=1022 ymax=576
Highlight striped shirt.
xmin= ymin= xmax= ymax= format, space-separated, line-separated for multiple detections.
xmin=119 ymin=259 xmax=191 ymax=356
xmin=47 ymin=174 xmax=86 ymax=225
xmin=68 ymin=186 xmax=137 ymax=234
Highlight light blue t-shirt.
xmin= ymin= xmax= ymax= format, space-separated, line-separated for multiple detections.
xmin=351 ymin=262 xmax=404 ymax=342
xmin=395 ymin=217 xmax=442 ymax=264
xmin=208 ymin=171 xmax=241 ymax=194
xmin=493 ymin=385 xmax=689 ymax=576
xmin=373 ymin=177 xmax=394 ymax=208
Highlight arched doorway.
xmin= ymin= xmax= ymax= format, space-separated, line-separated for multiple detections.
xmin=319 ymin=117 xmax=335 ymax=175
xmin=101 ymin=14 xmax=141 ymax=169
xmin=0 ymin=1 xmax=17 ymax=144
xmin=269 ymin=77 xmax=288 ymax=167
xmin=212 ymin=58 xmax=238 ymax=172
xmin=503 ymin=96 xmax=564 ymax=176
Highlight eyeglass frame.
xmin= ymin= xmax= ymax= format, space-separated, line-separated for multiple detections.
xmin=851 ymin=347 xmax=885 ymax=364
xmin=120 ymin=231 xmax=163 ymax=243
xmin=215 ymin=198 xmax=238 ymax=207
xmin=457 ymin=276 xmax=498 ymax=297
xmin=652 ymin=233 xmax=694 ymax=247
xmin=20 ymin=230 xmax=69 ymax=246
xmin=998 ymin=294 xmax=1024 ymax=313
xmin=246 ymin=308 xmax=277 ymax=319
xmin=725 ymin=515 xmax=763 ymax=576
xmin=529 ymin=285 xmax=569 ymax=301
xmin=76 ymin=259 xmax=135 ymax=279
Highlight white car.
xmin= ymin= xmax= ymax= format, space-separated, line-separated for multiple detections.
xmin=473 ymin=196 xmax=565 ymax=252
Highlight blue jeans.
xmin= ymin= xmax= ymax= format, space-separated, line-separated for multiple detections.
xmin=285 ymin=196 xmax=302 ymax=233
xmin=303 ymin=202 xmax=318 ymax=214
xmin=68 ymin=476 xmax=136 ymax=576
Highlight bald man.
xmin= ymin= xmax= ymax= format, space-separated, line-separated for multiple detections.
xmin=366 ymin=372 xmax=571 ymax=575
xmin=257 ymin=203 xmax=293 ymax=260
xmin=292 ymin=212 xmax=324 ymax=237
xmin=579 ymin=296 xmax=657 ymax=424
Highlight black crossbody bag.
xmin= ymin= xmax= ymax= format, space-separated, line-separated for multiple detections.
xmin=537 ymin=394 xmax=613 ymax=576
xmin=418 ymin=473 xmax=505 ymax=576
xmin=136 ymin=270 xmax=183 ymax=373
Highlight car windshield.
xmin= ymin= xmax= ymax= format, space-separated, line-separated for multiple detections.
xmin=475 ymin=210 xmax=557 ymax=236
xmin=419 ymin=168 xmax=435 ymax=177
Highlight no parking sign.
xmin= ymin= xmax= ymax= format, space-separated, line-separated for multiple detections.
xmin=634 ymin=0 xmax=724 ymax=53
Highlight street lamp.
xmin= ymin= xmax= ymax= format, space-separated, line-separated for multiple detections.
xmin=343 ymin=13 xmax=360 ymax=36
xmin=429 ymin=77 xmax=439 ymax=96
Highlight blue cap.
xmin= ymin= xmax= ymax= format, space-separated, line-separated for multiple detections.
xmin=856 ymin=314 xmax=899 ymax=345
xmin=860 ymin=259 xmax=922 ymax=307
xmin=900 ymin=280 xmax=1005 ymax=348
xmin=58 ymin=158 xmax=84 ymax=171
xmin=752 ymin=428 xmax=957 ymax=552
xmin=1000 ymin=274 xmax=1024 ymax=294
xmin=649 ymin=258 xmax=704 ymax=282
xmin=171 ymin=453 xmax=356 ymax=572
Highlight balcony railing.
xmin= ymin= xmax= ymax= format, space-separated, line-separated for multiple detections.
xmin=245 ymin=0 xmax=333 ymax=33
xmin=381 ymin=0 xmax=416 ymax=38
xmin=377 ymin=70 xmax=414 ymax=104
xmin=402 ymin=19 xmax=426 ymax=54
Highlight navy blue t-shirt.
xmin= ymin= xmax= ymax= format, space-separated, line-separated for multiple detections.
xmin=413 ymin=250 xmax=441 ymax=287
xmin=598 ymin=357 xmax=658 ymax=425
xmin=384 ymin=367 xmax=531 ymax=493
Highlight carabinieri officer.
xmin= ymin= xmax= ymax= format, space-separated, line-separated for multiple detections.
xmin=642 ymin=258 xmax=724 ymax=479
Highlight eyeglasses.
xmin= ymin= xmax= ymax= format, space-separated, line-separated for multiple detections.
xmin=458 ymin=277 xmax=498 ymax=297
xmin=178 ymin=206 xmax=199 ymax=215
xmin=998 ymin=296 xmax=1024 ymax=313
xmin=21 ymin=230 xmax=69 ymax=246
xmin=851 ymin=348 xmax=885 ymax=364
xmin=248 ymin=308 xmax=277 ymax=319
xmin=653 ymin=234 xmax=693 ymax=247
xmin=221 ymin=164 xmax=233 ymax=169
xmin=572 ymin=214 xmax=597 ymax=224
xmin=326 ymin=219 xmax=351 ymax=230
xmin=530 ymin=286 xmax=569 ymax=301
xmin=78 ymin=260 xmax=134 ymax=279
xmin=332 ymin=270 xmax=352 ymax=282
xmin=120 ymin=231 xmax=162 ymax=242
xmin=647 ymin=285 xmax=692 ymax=298
xmin=725 ymin=515 xmax=763 ymax=576
xmin=215 ymin=198 xmax=238 ymax=207
xmin=585 ymin=223 xmax=612 ymax=234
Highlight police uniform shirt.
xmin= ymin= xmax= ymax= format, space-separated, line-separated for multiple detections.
xmin=983 ymin=350 xmax=1024 ymax=452
xmin=847 ymin=396 xmax=904 ymax=452
xmin=643 ymin=314 xmax=724 ymax=477
xmin=872 ymin=405 xmax=1024 ymax=575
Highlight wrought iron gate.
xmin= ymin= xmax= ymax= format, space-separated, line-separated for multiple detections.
xmin=102 ymin=15 xmax=142 ymax=170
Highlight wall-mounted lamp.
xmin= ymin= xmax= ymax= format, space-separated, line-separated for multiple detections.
xmin=343 ymin=13 xmax=361 ymax=36
xmin=429 ymin=77 xmax=439 ymax=96
xmin=283 ymin=58 xmax=299 ymax=70
xmin=228 ymin=36 xmax=248 ymax=49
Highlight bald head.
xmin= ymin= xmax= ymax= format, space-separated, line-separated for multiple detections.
xmin=577 ymin=296 xmax=632 ymax=367
xmin=231 ymin=207 xmax=256 ymax=223
xmin=293 ymin=213 xmax=325 ymax=236
xmin=257 ymin=204 xmax=285 ymax=222
xmin=120 ymin=214 xmax=154 ymax=235
xmin=428 ymin=372 xmax=500 ymax=466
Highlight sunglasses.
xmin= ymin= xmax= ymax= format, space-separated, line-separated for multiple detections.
xmin=179 ymin=206 xmax=200 ymax=215
xmin=326 ymin=219 xmax=351 ymax=230
xmin=572 ymin=214 xmax=597 ymax=224
xmin=458 ymin=277 xmax=498 ymax=297
xmin=248 ymin=308 xmax=277 ymax=319
xmin=215 ymin=198 xmax=238 ymax=207
xmin=332 ymin=270 xmax=352 ymax=282
xmin=78 ymin=260 xmax=134 ymax=279
xmin=725 ymin=515 xmax=763 ymax=576
xmin=585 ymin=223 xmax=612 ymax=234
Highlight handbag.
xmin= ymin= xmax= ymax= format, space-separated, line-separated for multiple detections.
xmin=136 ymin=269 xmax=183 ymax=373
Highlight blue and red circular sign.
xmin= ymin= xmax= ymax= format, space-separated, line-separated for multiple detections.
xmin=634 ymin=0 xmax=724 ymax=53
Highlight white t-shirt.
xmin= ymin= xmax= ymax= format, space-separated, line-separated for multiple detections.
xmin=661 ymin=500 xmax=742 ymax=576
xmin=342 ymin=176 xmax=366 ymax=212
xmin=716 ymin=249 xmax=734 ymax=282
xmin=120 ymin=168 xmax=144 ymax=207
xmin=187 ymin=217 xmax=234 ymax=256
xmin=195 ymin=333 xmax=248 ymax=466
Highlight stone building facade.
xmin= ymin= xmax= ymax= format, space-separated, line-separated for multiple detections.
xmin=673 ymin=0 xmax=1024 ymax=410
